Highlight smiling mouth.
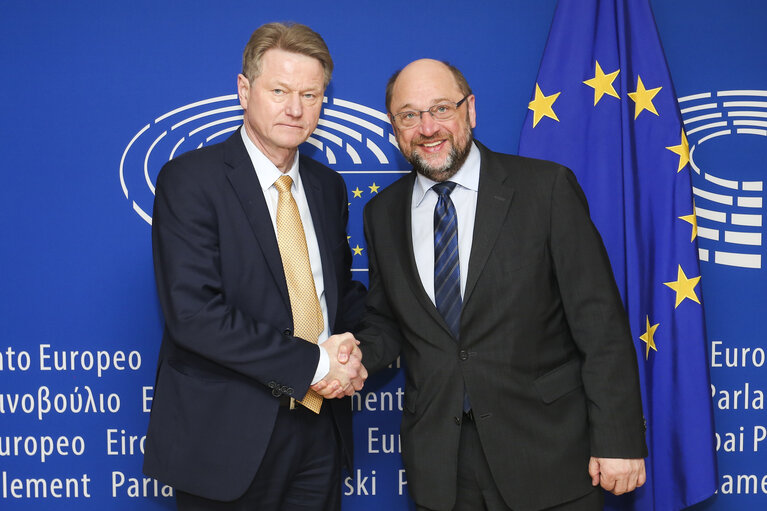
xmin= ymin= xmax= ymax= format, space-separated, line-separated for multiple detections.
xmin=418 ymin=139 xmax=447 ymax=153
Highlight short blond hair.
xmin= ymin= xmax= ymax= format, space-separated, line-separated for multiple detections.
xmin=242 ymin=22 xmax=333 ymax=87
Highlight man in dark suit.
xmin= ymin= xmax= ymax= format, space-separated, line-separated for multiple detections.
xmin=142 ymin=23 xmax=366 ymax=511
xmin=357 ymin=59 xmax=647 ymax=510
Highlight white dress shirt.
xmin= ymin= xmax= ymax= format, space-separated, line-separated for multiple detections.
xmin=240 ymin=129 xmax=330 ymax=384
xmin=411 ymin=142 xmax=481 ymax=303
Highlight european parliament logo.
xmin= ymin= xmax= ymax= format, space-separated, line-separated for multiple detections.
xmin=118 ymin=95 xmax=407 ymax=226
xmin=679 ymin=90 xmax=767 ymax=270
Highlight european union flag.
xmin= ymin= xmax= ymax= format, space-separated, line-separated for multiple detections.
xmin=518 ymin=1 xmax=717 ymax=509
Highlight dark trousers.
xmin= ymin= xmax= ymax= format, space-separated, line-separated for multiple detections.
xmin=177 ymin=404 xmax=342 ymax=511
xmin=417 ymin=415 xmax=603 ymax=511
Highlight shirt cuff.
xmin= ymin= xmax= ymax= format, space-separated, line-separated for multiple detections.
xmin=311 ymin=344 xmax=330 ymax=385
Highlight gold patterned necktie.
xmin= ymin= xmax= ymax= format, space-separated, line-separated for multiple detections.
xmin=274 ymin=175 xmax=324 ymax=413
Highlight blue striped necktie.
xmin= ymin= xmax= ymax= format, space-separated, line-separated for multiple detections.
xmin=433 ymin=181 xmax=461 ymax=338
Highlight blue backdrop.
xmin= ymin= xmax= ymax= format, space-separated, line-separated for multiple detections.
xmin=1 ymin=1 xmax=765 ymax=509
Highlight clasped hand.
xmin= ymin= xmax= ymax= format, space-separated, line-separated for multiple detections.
xmin=311 ymin=332 xmax=367 ymax=399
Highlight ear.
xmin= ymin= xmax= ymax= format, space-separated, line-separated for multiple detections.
xmin=466 ymin=94 xmax=477 ymax=129
xmin=237 ymin=74 xmax=250 ymax=110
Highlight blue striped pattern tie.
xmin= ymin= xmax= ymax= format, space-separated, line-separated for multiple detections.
xmin=433 ymin=181 xmax=461 ymax=338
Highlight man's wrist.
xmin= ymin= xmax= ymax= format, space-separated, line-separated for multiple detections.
xmin=311 ymin=344 xmax=330 ymax=384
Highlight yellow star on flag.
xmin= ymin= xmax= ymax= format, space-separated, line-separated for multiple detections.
xmin=664 ymin=265 xmax=701 ymax=308
xmin=583 ymin=61 xmax=620 ymax=105
xmin=352 ymin=187 xmax=363 ymax=198
xmin=369 ymin=182 xmax=380 ymax=194
xmin=627 ymin=75 xmax=661 ymax=119
xmin=352 ymin=245 xmax=364 ymax=256
xmin=679 ymin=208 xmax=698 ymax=242
xmin=639 ymin=315 xmax=659 ymax=360
xmin=666 ymin=130 xmax=690 ymax=172
xmin=528 ymin=83 xmax=560 ymax=127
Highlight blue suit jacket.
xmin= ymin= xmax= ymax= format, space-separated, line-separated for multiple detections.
xmin=143 ymin=130 xmax=365 ymax=501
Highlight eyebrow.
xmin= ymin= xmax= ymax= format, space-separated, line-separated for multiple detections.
xmin=396 ymin=97 xmax=456 ymax=111
xmin=270 ymin=79 xmax=323 ymax=93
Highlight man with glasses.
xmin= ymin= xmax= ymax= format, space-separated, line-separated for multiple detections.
xmin=354 ymin=59 xmax=647 ymax=510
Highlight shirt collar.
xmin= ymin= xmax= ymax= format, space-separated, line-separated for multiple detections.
xmin=240 ymin=127 xmax=301 ymax=192
xmin=413 ymin=141 xmax=481 ymax=207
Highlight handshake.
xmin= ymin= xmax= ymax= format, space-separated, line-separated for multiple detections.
xmin=311 ymin=332 xmax=367 ymax=399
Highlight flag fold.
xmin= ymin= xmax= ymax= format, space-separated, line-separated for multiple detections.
xmin=518 ymin=1 xmax=718 ymax=509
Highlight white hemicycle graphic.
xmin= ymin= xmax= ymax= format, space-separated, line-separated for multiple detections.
xmin=119 ymin=95 xmax=402 ymax=225
xmin=678 ymin=90 xmax=766 ymax=269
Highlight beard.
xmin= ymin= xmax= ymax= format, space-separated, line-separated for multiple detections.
xmin=405 ymin=124 xmax=474 ymax=182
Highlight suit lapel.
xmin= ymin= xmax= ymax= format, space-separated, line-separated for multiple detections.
xmin=463 ymin=143 xmax=514 ymax=307
xmin=300 ymin=161 xmax=339 ymax=331
xmin=222 ymin=131 xmax=292 ymax=312
xmin=388 ymin=173 xmax=457 ymax=337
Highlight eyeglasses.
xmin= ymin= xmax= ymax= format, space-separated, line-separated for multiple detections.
xmin=391 ymin=95 xmax=470 ymax=129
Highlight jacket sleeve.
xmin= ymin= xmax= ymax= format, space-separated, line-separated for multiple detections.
xmin=548 ymin=166 xmax=648 ymax=458
xmin=355 ymin=199 xmax=407 ymax=374
xmin=151 ymin=158 xmax=318 ymax=395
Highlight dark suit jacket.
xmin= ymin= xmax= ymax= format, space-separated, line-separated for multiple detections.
xmin=358 ymin=141 xmax=647 ymax=511
xmin=142 ymin=130 xmax=365 ymax=501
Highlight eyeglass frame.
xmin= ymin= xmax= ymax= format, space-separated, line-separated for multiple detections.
xmin=390 ymin=95 xmax=471 ymax=129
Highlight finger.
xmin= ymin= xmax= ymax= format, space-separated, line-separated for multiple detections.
xmin=337 ymin=344 xmax=351 ymax=363
xmin=611 ymin=477 xmax=628 ymax=496
xmin=629 ymin=463 xmax=644 ymax=491
xmin=613 ymin=478 xmax=634 ymax=495
xmin=625 ymin=472 xmax=638 ymax=493
xmin=598 ymin=470 xmax=616 ymax=492
xmin=588 ymin=458 xmax=600 ymax=486
xmin=344 ymin=364 xmax=359 ymax=379
xmin=318 ymin=381 xmax=341 ymax=397
xmin=637 ymin=465 xmax=647 ymax=487
xmin=314 ymin=387 xmax=330 ymax=397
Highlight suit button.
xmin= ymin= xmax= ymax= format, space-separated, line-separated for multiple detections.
xmin=283 ymin=329 xmax=292 ymax=337
xmin=272 ymin=388 xmax=281 ymax=397
xmin=268 ymin=381 xmax=277 ymax=389
xmin=458 ymin=350 xmax=469 ymax=361
xmin=286 ymin=388 xmax=294 ymax=396
xmin=454 ymin=416 xmax=461 ymax=425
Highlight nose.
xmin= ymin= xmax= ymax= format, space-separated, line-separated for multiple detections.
xmin=285 ymin=92 xmax=303 ymax=117
xmin=418 ymin=110 xmax=439 ymax=136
